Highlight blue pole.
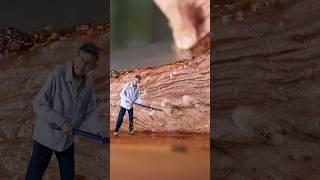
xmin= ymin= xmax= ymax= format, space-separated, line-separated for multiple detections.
xmin=73 ymin=129 xmax=109 ymax=143
xmin=133 ymin=102 xmax=163 ymax=111
xmin=49 ymin=123 xmax=109 ymax=143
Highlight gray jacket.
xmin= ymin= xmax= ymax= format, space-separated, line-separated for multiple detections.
xmin=32 ymin=63 xmax=102 ymax=152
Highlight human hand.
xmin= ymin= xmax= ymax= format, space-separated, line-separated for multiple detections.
xmin=154 ymin=0 xmax=210 ymax=50
xmin=126 ymin=99 xmax=133 ymax=104
xmin=62 ymin=121 xmax=73 ymax=135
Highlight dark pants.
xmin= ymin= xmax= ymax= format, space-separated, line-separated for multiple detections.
xmin=115 ymin=106 xmax=133 ymax=132
xmin=25 ymin=141 xmax=75 ymax=180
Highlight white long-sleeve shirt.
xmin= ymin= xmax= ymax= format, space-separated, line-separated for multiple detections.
xmin=32 ymin=63 xmax=102 ymax=152
xmin=120 ymin=82 xmax=143 ymax=110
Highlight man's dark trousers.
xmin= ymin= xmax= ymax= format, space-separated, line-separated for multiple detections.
xmin=115 ymin=106 xmax=133 ymax=132
xmin=25 ymin=140 xmax=75 ymax=180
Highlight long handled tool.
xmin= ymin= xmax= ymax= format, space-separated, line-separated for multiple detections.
xmin=49 ymin=123 xmax=109 ymax=143
xmin=133 ymin=102 xmax=163 ymax=112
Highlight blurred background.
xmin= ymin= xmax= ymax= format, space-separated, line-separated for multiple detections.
xmin=110 ymin=0 xmax=171 ymax=49
xmin=110 ymin=0 xmax=175 ymax=70
xmin=0 ymin=0 xmax=108 ymax=31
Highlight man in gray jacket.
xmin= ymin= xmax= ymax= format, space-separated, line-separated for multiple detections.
xmin=25 ymin=42 xmax=103 ymax=180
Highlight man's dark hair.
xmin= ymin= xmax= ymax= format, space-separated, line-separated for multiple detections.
xmin=78 ymin=42 xmax=101 ymax=60
xmin=135 ymin=75 xmax=142 ymax=80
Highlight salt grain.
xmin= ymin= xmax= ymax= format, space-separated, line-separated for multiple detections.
xmin=221 ymin=15 xmax=232 ymax=24
xmin=251 ymin=3 xmax=258 ymax=12
xmin=76 ymin=25 xmax=89 ymax=31
xmin=236 ymin=11 xmax=244 ymax=21
xmin=59 ymin=36 xmax=68 ymax=41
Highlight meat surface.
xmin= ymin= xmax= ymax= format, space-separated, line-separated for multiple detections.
xmin=213 ymin=0 xmax=320 ymax=179
xmin=110 ymin=37 xmax=210 ymax=133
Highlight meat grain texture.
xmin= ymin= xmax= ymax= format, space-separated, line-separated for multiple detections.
xmin=109 ymin=37 xmax=210 ymax=134
xmin=213 ymin=0 xmax=320 ymax=179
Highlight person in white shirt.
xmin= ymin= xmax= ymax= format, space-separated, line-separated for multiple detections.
xmin=25 ymin=42 xmax=102 ymax=180
xmin=114 ymin=75 xmax=143 ymax=136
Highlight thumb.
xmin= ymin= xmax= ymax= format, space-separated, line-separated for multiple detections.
xmin=198 ymin=16 xmax=210 ymax=40
xmin=154 ymin=0 xmax=197 ymax=50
